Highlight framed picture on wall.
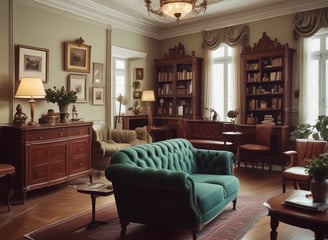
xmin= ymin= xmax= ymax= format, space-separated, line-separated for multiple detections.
xmin=133 ymin=91 xmax=142 ymax=99
xmin=136 ymin=68 xmax=143 ymax=80
xmin=16 ymin=45 xmax=49 ymax=82
xmin=65 ymin=41 xmax=91 ymax=73
xmin=92 ymin=62 xmax=104 ymax=85
xmin=92 ymin=87 xmax=104 ymax=105
xmin=68 ymin=74 xmax=88 ymax=102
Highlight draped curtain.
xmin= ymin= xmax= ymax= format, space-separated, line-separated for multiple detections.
xmin=294 ymin=7 xmax=328 ymax=124
xmin=202 ymin=25 xmax=249 ymax=121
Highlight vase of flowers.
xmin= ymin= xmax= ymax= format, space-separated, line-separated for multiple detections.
xmin=45 ymin=86 xmax=78 ymax=123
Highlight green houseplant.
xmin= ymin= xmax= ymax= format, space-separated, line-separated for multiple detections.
xmin=45 ymin=86 xmax=78 ymax=106
xmin=305 ymin=152 xmax=328 ymax=202
xmin=45 ymin=86 xmax=78 ymax=122
xmin=290 ymin=115 xmax=328 ymax=141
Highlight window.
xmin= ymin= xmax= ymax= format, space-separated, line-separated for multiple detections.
xmin=208 ymin=44 xmax=235 ymax=121
xmin=113 ymin=57 xmax=127 ymax=115
xmin=306 ymin=29 xmax=328 ymax=123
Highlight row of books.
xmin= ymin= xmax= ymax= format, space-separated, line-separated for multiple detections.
xmin=247 ymin=72 xmax=283 ymax=82
xmin=248 ymin=98 xmax=282 ymax=110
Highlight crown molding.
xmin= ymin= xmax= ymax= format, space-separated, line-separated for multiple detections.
xmin=31 ymin=0 xmax=328 ymax=40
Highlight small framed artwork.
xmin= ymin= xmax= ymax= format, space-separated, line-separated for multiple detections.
xmin=65 ymin=41 xmax=91 ymax=73
xmin=92 ymin=62 xmax=104 ymax=85
xmin=136 ymin=68 xmax=143 ymax=80
xmin=16 ymin=45 xmax=49 ymax=82
xmin=68 ymin=74 xmax=88 ymax=102
xmin=92 ymin=87 xmax=104 ymax=105
xmin=133 ymin=91 xmax=142 ymax=99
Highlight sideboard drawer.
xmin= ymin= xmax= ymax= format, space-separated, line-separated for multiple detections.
xmin=68 ymin=126 xmax=89 ymax=137
xmin=70 ymin=138 xmax=89 ymax=158
xmin=27 ymin=129 xmax=68 ymax=142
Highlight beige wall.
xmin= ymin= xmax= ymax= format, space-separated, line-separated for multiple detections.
xmin=0 ymin=0 xmax=12 ymax=124
xmin=0 ymin=0 xmax=300 ymax=125
xmin=13 ymin=0 xmax=108 ymax=123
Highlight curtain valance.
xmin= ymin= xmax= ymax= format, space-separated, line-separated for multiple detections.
xmin=294 ymin=7 xmax=328 ymax=38
xmin=202 ymin=25 xmax=249 ymax=49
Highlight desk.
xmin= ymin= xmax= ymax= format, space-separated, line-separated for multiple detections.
xmin=77 ymin=182 xmax=114 ymax=228
xmin=264 ymin=190 xmax=328 ymax=240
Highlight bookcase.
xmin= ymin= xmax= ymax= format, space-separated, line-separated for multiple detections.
xmin=154 ymin=55 xmax=202 ymax=118
xmin=240 ymin=32 xmax=295 ymax=126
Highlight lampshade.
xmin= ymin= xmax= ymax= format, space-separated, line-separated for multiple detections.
xmin=15 ymin=78 xmax=46 ymax=98
xmin=15 ymin=77 xmax=45 ymax=125
xmin=162 ymin=1 xmax=192 ymax=19
xmin=141 ymin=90 xmax=155 ymax=102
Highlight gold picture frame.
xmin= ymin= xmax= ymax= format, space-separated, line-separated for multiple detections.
xmin=65 ymin=41 xmax=91 ymax=73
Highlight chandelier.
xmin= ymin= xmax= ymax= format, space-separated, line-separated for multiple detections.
xmin=145 ymin=0 xmax=207 ymax=21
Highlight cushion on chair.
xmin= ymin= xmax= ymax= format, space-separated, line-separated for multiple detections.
xmin=282 ymin=166 xmax=309 ymax=181
xmin=239 ymin=144 xmax=270 ymax=152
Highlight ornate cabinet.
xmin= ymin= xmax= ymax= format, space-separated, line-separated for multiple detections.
xmin=154 ymin=44 xmax=202 ymax=119
xmin=0 ymin=121 xmax=92 ymax=202
xmin=240 ymin=32 xmax=295 ymax=126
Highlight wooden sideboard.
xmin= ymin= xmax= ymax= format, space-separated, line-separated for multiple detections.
xmin=0 ymin=121 xmax=92 ymax=202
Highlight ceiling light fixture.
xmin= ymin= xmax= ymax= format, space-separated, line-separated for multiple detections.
xmin=145 ymin=0 xmax=207 ymax=21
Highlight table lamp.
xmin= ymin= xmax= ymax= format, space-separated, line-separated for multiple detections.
xmin=141 ymin=90 xmax=155 ymax=127
xmin=15 ymin=77 xmax=46 ymax=125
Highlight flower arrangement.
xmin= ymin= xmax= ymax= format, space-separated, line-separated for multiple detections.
xmin=45 ymin=86 xmax=78 ymax=106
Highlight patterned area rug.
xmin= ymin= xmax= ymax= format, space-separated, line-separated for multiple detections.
xmin=24 ymin=194 xmax=268 ymax=240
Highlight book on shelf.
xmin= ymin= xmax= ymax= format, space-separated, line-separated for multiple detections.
xmin=284 ymin=191 xmax=328 ymax=212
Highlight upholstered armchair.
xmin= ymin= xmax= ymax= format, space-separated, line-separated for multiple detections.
xmin=92 ymin=124 xmax=152 ymax=172
xmin=282 ymin=139 xmax=327 ymax=192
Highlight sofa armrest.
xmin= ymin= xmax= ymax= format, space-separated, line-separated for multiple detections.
xmin=106 ymin=164 xmax=193 ymax=192
xmin=193 ymin=149 xmax=234 ymax=175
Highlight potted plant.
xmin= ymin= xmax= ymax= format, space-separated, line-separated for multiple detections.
xmin=305 ymin=152 xmax=328 ymax=202
xmin=45 ymin=86 xmax=78 ymax=122
xmin=290 ymin=115 xmax=328 ymax=141
xmin=132 ymin=80 xmax=140 ymax=90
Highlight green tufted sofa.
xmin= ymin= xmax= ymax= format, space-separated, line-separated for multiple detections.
xmin=105 ymin=138 xmax=240 ymax=240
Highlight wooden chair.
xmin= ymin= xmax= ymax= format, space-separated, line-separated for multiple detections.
xmin=282 ymin=139 xmax=327 ymax=193
xmin=239 ymin=124 xmax=273 ymax=171
xmin=0 ymin=163 xmax=16 ymax=211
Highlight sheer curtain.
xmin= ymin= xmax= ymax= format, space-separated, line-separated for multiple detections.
xmin=294 ymin=7 xmax=328 ymax=124
xmin=202 ymin=25 xmax=248 ymax=121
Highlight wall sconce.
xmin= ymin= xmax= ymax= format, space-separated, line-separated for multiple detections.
xmin=15 ymin=77 xmax=46 ymax=125
xmin=141 ymin=90 xmax=155 ymax=127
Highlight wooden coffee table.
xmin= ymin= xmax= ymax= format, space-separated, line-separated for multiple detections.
xmin=264 ymin=190 xmax=328 ymax=240
xmin=77 ymin=182 xmax=114 ymax=228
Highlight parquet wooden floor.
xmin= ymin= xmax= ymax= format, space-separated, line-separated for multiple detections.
xmin=0 ymin=167 xmax=314 ymax=240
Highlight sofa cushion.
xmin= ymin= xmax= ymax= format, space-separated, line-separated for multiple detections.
xmin=103 ymin=140 xmax=131 ymax=156
xmin=191 ymin=174 xmax=239 ymax=198
xmin=194 ymin=182 xmax=224 ymax=214
xmin=111 ymin=129 xmax=138 ymax=143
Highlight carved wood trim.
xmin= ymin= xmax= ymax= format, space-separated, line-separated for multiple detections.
xmin=243 ymin=32 xmax=288 ymax=53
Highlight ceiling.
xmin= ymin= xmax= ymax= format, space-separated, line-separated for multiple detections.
xmin=33 ymin=0 xmax=328 ymax=39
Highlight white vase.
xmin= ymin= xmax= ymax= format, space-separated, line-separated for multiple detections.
xmin=310 ymin=179 xmax=328 ymax=203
